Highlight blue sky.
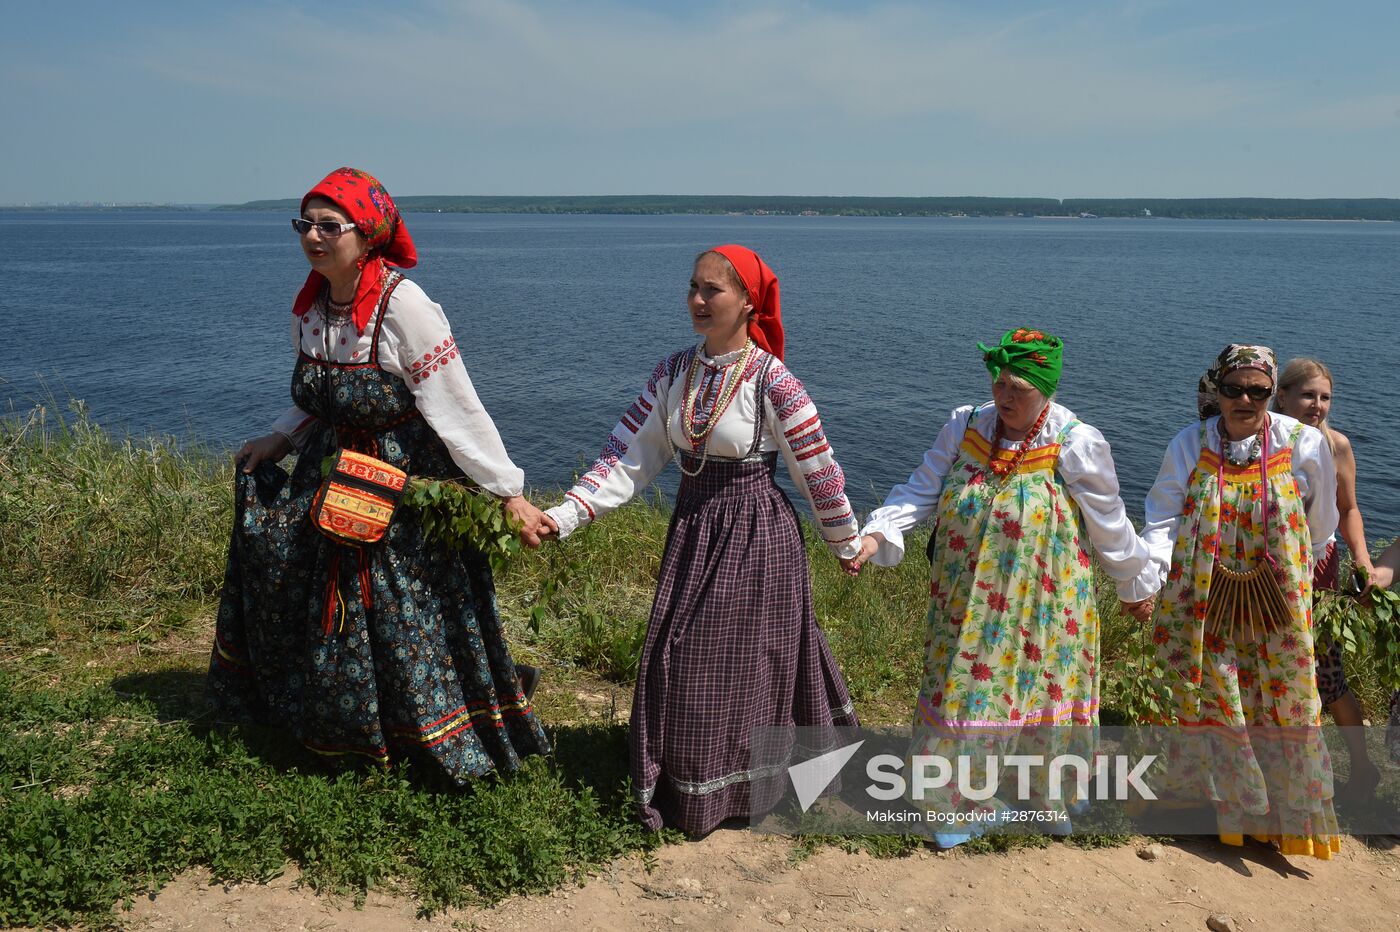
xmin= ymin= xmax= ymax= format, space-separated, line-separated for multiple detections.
xmin=4 ymin=0 xmax=1398 ymax=203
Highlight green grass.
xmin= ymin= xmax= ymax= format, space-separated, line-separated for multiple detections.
xmin=3 ymin=403 xmax=1396 ymax=923
xmin=0 ymin=402 xmax=232 ymax=656
xmin=0 ymin=674 xmax=666 ymax=926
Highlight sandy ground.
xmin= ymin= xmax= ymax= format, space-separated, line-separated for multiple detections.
xmin=117 ymin=831 xmax=1400 ymax=932
xmin=26 ymin=641 xmax=1398 ymax=930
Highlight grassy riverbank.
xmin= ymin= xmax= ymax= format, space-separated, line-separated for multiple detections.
xmin=1 ymin=407 xmax=1392 ymax=925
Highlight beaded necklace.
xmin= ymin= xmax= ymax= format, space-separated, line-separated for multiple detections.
xmin=320 ymin=286 xmax=354 ymax=323
xmin=985 ymin=403 xmax=1052 ymax=482
xmin=1218 ymin=419 xmax=1266 ymax=467
xmin=681 ymin=341 xmax=754 ymax=445
xmin=669 ymin=341 xmax=756 ymax=477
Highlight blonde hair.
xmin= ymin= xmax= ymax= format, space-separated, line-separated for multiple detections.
xmin=1274 ymin=357 xmax=1335 ymax=454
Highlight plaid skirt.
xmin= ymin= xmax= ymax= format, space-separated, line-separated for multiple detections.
xmin=631 ymin=454 xmax=858 ymax=835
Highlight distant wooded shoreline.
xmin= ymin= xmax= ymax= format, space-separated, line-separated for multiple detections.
xmin=6 ymin=197 xmax=1398 ymax=220
xmin=216 ymin=195 xmax=1400 ymax=221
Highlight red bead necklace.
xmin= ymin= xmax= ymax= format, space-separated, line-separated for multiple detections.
xmin=987 ymin=404 xmax=1052 ymax=479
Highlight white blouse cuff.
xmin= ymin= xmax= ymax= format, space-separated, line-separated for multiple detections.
xmin=268 ymin=406 xmax=317 ymax=453
xmin=1116 ymin=563 xmax=1162 ymax=603
xmin=545 ymin=502 xmax=584 ymax=540
xmin=832 ymin=537 xmax=862 ymax=561
xmin=272 ymin=429 xmax=301 ymax=453
xmin=859 ymin=517 xmax=907 ymax=566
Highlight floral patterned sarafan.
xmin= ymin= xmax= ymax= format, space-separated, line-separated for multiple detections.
xmin=209 ymin=278 xmax=548 ymax=781
xmin=1150 ymin=420 xmax=1339 ymax=858
xmin=908 ymin=407 xmax=1098 ymax=830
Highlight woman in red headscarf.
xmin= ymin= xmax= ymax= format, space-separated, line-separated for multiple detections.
xmin=207 ymin=168 xmax=552 ymax=783
xmin=544 ymin=246 xmax=862 ymax=835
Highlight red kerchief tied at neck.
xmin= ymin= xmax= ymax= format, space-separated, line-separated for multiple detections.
xmin=291 ymin=167 xmax=418 ymax=334
xmin=711 ymin=244 xmax=784 ymax=361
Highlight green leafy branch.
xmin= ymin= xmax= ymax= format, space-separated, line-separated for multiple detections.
xmin=401 ymin=478 xmax=521 ymax=575
xmin=1314 ymin=569 xmax=1400 ymax=693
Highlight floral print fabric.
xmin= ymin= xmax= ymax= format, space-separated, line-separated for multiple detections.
xmin=909 ymin=411 xmax=1098 ymax=825
xmin=207 ymin=297 xmax=548 ymax=782
xmin=1150 ymin=422 xmax=1338 ymax=858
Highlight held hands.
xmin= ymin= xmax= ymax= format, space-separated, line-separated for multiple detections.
xmin=535 ymin=513 xmax=560 ymax=543
xmin=840 ymin=534 xmax=884 ymax=577
xmin=235 ymin=433 xmax=293 ymax=474
xmin=503 ymin=495 xmax=557 ymax=549
xmin=1120 ymin=596 xmax=1157 ymax=624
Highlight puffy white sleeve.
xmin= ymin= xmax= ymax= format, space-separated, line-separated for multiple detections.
xmin=268 ymin=313 xmax=317 ymax=451
xmin=1140 ymin=424 xmax=1201 ymax=588
xmin=376 ymin=280 xmax=525 ymax=497
xmin=1057 ymin=423 xmax=1158 ymax=601
xmin=1293 ymin=424 xmax=1340 ymax=560
xmin=762 ymin=359 xmax=861 ymax=559
xmin=544 ymin=353 xmax=679 ymax=539
xmin=859 ymin=405 xmax=973 ymax=567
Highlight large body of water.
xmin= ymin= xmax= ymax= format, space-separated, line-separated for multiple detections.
xmin=3 ymin=210 xmax=1396 ymax=541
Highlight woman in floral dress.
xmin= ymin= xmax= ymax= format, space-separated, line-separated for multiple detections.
xmin=207 ymin=167 xmax=552 ymax=783
xmin=854 ymin=329 xmax=1157 ymax=843
xmin=1140 ymin=344 xmax=1340 ymax=858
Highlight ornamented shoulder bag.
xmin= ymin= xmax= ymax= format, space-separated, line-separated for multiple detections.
xmin=1204 ymin=424 xmax=1292 ymax=640
xmin=310 ymin=273 xmax=407 ymax=547
xmin=311 ymin=448 xmax=408 ymax=546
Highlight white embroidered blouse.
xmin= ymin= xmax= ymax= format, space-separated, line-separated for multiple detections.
xmin=544 ymin=343 xmax=862 ymax=559
xmin=860 ymin=402 xmax=1160 ymax=602
xmin=267 ymin=278 xmax=526 ymax=498
xmin=1140 ymin=413 xmax=1339 ymax=586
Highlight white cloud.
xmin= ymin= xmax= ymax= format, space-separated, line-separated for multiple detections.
xmin=125 ymin=0 xmax=1265 ymax=133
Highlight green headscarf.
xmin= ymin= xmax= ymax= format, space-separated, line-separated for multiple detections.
xmin=977 ymin=328 xmax=1064 ymax=398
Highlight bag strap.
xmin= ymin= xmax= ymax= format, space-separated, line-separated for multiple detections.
xmin=367 ymin=270 xmax=405 ymax=366
xmin=1212 ymin=418 xmax=1273 ymax=567
xmin=323 ymin=312 xmax=338 ymax=449
xmin=323 ymin=270 xmax=406 ymax=451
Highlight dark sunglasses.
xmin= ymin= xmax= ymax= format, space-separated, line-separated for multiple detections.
xmin=1218 ymin=383 xmax=1273 ymax=401
xmin=291 ymin=218 xmax=357 ymax=237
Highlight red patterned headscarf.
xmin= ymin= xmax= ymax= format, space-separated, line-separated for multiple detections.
xmin=291 ymin=167 xmax=418 ymax=333
xmin=710 ymin=244 xmax=784 ymax=360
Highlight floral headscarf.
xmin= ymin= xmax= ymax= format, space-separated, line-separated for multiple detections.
xmin=977 ymin=328 xmax=1064 ymax=398
xmin=1196 ymin=343 xmax=1277 ymax=419
xmin=291 ymin=167 xmax=418 ymax=334
xmin=710 ymin=244 xmax=784 ymax=360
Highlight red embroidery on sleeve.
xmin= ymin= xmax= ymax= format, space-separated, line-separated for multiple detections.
xmin=408 ymin=337 xmax=459 ymax=385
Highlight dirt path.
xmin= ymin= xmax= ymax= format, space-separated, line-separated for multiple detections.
xmin=119 ymin=832 xmax=1400 ymax=931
